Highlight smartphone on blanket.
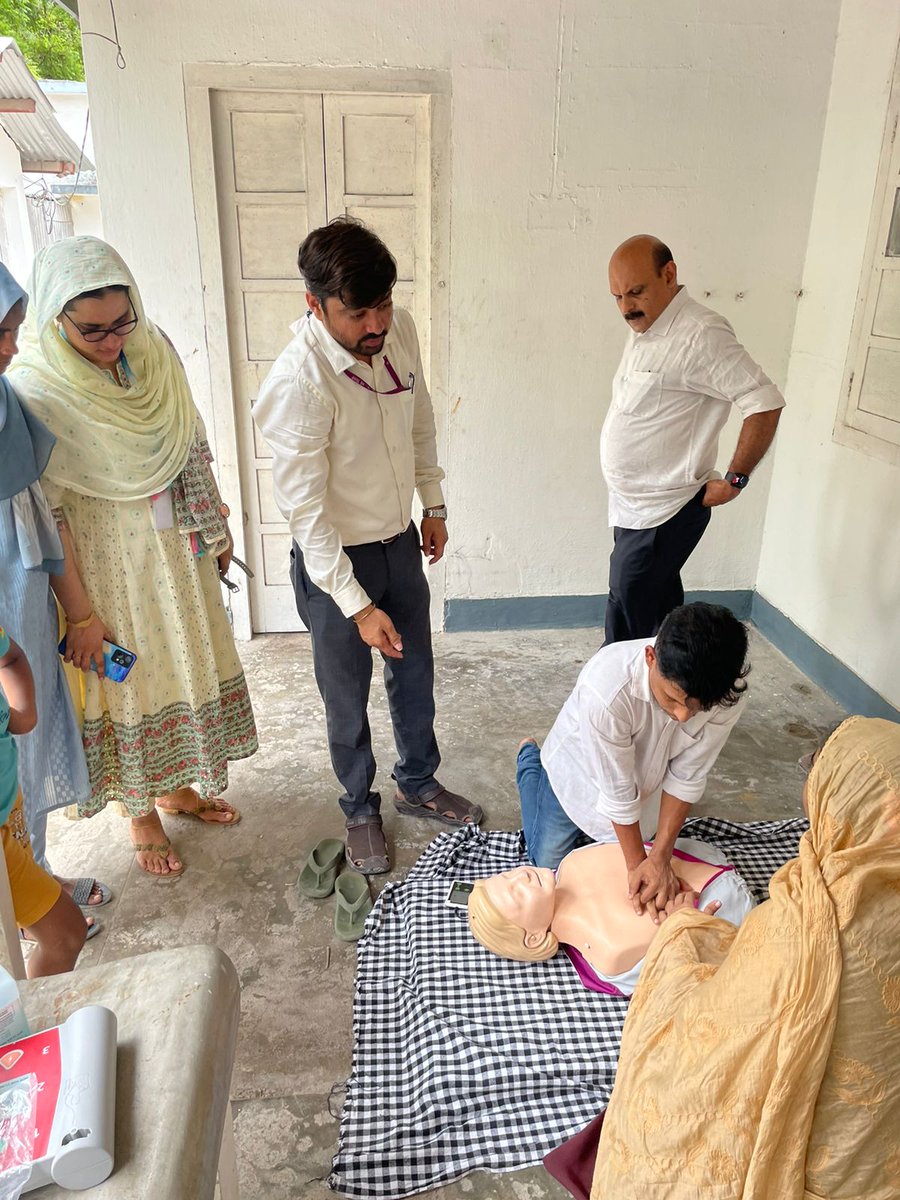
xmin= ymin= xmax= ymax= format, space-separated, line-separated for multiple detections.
xmin=445 ymin=881 xmax=474 ymax=908
xmin=58 ymin=637 xmax=137 ymax=683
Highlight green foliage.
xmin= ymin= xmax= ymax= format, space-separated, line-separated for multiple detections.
xmin=0 ymin=0 xmax=84 ymax=82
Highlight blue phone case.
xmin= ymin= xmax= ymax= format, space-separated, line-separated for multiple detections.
xmin=58 ymin=637 xmax=137 ymax=683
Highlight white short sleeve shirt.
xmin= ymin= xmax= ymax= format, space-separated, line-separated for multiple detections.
xmin=540 ymin=638 xmax=745 ymax=842
xmin=600 ymin=288 xmax=785 ymax=530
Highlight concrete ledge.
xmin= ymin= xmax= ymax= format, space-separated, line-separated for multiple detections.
xmin=750 ymin=593 xmax=899 ymax=722
xmin=443 ymin=588 xmax=898 ymax=721
xmin=443 ymin=589 xmax=753 ymax=632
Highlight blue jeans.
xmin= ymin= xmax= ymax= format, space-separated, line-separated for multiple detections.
xmin=517 ymin=742 xmax=588 ymax=869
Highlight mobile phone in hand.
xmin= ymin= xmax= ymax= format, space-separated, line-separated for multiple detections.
xmin=58 ymin=637 xmax=137 ymax=683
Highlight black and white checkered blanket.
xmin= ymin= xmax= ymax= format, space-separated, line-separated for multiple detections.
xmin=328 ymin=817 xmax=807 ymax=1199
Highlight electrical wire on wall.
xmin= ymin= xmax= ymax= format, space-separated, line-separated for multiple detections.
xmin=81 ymin=0 xmax=126 ymax=70
xmin=25 ymin=103 xmax=91 ymax=240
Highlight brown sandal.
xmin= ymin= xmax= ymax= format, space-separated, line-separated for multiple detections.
xmin=345 ymin=815 xmax=390 ymax=876
xmin=157 ymin=789 xmax=241 ymax=825
xmin=393 ymin=784 xmax=483 ymax=827
xmin=131 ymin=840 xmax=184 ymax=878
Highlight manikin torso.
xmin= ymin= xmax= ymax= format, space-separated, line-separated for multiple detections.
xmin=552 ymin=843 xmax=720 ymax=977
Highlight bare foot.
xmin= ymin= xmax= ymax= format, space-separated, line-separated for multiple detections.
xmin=130 ymin=812 xmax=183 ymax=876
xmin=156 ymin=786 xmax=240 ymax=825
xmin=518 ymin=736 xmax=538 ymax=752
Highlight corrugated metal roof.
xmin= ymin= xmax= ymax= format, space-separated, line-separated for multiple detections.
xmin=0 ymin=38 xmax=94 ymax=174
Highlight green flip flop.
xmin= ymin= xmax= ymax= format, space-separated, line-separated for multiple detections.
xmin=334 ymin=872 xmax=373 ymax=942
xmin=297 ymin=838 xmax=346 ymax=899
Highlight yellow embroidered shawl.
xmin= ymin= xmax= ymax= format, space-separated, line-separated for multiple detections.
xmin=10 ymin=236 xmax=195 ymax=501
xmin=592 ymin=715 xmax=900 ymax=1200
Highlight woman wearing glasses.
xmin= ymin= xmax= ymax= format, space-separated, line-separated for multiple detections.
xmin=11 ymin=237 xmax=258 ymax=877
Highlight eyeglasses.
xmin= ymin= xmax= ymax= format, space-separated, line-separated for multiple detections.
xmin=62 ymin=298 xmax=139 ymax=344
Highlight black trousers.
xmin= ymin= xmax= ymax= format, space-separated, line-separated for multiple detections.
xmin=290 ymin=524 xmax=440 ymax=820
xmin=603 ymin=487 xmax=711 ymax=644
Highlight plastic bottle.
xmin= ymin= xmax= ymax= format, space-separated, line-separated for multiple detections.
xmin=0 ymin=965 xmax=29 ymax=1045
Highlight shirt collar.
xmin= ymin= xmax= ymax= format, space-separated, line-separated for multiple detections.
xmin=640 ymin=285 xmax=690 ymax=339
xmin=306 ymin=311 xmax=358 ymax=376
xmin=630 ymin=639 xmax=655 ymax=703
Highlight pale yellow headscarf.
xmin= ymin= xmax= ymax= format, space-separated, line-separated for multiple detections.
xmin=9 ymin=236 xmax=195 ymax=500
xmin=592 ymin=715 xmax=900 ymax=1200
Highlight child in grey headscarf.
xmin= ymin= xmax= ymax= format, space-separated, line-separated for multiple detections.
xmin=0 ymin=261 xmax=109 ymax=921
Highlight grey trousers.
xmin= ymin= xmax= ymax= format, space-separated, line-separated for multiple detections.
xmin=290 ymin=524 xmax=440 ymax=820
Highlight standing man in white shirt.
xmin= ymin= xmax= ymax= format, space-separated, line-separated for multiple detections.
xmin=601 ymin=235 xmax=785 ymax=643
xmin=518 ymin=602 xmax=750 ymax=919
xmin=252 ymin=217 xmax=482 ymax=876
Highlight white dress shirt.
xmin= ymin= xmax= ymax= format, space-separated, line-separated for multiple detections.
xmin=541 ymin=638 xmax=745 ymax=842
xmin=600 ymin=287 xmax=785 ymax=530
xmin=252 ymin=307 xmax=445 ymax=617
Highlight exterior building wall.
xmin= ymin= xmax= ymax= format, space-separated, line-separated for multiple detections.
xmin=76 ymin=0 xmax=841 ymax=610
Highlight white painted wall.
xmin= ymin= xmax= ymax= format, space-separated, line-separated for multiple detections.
xmin=0 ymin=131 xmax=33 ymax=280
xmin=757 ymin=0 xmax=900 ymax=710
xmin=77 ymin=0 xmax=840 ymax=608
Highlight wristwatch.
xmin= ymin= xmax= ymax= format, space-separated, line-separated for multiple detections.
xmin=725 ymin=472 xmax=750 ymax=490
xmin=423 ymin=506 xmax=448 ymax=519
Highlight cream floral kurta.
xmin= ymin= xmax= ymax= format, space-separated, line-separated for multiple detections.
xmin=46 ymin=431 xmax=257 ymax=816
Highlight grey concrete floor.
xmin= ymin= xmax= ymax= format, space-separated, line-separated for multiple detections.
xmin=44 ymin=626 xmax=844 ymax=1199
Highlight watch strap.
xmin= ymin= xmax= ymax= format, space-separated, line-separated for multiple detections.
xmin=725 ymin=472 xmax=750 ymax=490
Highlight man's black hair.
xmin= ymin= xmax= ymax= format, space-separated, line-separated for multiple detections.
xmin=654 ymin=602 xmax=750 ymax=710
xmin=298 ymin=216 xmax=397 ymax=310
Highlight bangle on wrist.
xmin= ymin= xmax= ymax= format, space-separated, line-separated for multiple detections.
xmin=67 ymin=611 xmax=95 ymax=629
xmin=353 ymin=603 xmax=376 ymax=625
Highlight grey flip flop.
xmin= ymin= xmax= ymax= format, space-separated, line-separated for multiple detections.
xmin=21 ymin=916 xmax=102 ymax=942
xmin=297 ymin=838 xmax=345 ymax=899
xmin=70 ymin=877 xmax=113 ymax=907
xmin=334 ymin=873 xmax=373 ymax=942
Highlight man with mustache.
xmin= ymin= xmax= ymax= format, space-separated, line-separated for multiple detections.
xmin=254 ymin=218 xmax=481 ymax=876
xmin=601 ymin=235 xmax=785 ymax=643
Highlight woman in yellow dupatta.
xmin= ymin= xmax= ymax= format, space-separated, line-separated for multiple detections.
xmin=591 ymin=715 xmax=900 ymax=1200
xmin=10 ymin=237 xmax=258 ymax=877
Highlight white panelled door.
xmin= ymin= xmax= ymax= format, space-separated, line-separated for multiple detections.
xmin=210 ymin=89 xmax=432 ymax=632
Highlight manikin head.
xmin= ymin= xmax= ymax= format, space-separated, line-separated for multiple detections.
xmin=468 ymin=867 xmax=559 ymax=962
xmin=647 ymin=603 xmax=750 ymax=723
xmin=608 ymin=234 xmax=679 ymax=334
xmin=299 ymin=216 xmax=398 ymax=360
